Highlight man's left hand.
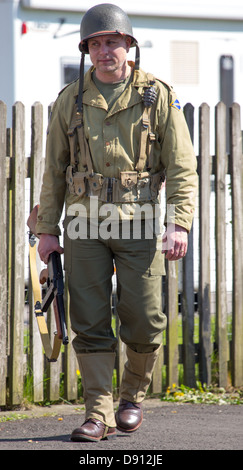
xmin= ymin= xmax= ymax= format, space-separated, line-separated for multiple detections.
xmin=162 ymin=224 xmax=188 ymax=261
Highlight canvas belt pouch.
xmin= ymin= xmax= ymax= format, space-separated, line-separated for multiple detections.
xmin=88 ymin=173 xmax=105 ymax=197
xmin=73 ymin=173 xmax=86 ymax=196
xmin=66 ymin=165 xmax=87 ymax=196
xmin=119 ymin=171 xmax=151 ymax=203
xmin=66 ymin=166 xmax=105 ymax=198
xmin=120 ymin=171 xmax=138 ymax=188
xmin=66 ymin=165 xmax=76 ymax=195
xmin=119 ymin=170 xmax=165 ymax=202
xmin=118 ymin=171 xmax=138 ymax=202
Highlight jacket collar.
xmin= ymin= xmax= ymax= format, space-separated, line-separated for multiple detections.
xmin=73 ymin=63 xmax=151 ymax=113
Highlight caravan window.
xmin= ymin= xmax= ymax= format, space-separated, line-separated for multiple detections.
xmin=61 ymin=58 xmax=92 ymax=87
xmin=63 ymin=63 xmax=79 ymax=86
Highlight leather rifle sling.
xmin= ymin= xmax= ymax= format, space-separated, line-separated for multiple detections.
xmin=29 ymin=236 xmax=62 ymax=362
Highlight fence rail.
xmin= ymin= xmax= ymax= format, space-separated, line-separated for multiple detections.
xmin=0 ymin=100 xmax=242 ymax=407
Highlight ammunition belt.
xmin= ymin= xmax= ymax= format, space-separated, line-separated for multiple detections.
xmin=66 ymin=166 xmax=165 ymax=203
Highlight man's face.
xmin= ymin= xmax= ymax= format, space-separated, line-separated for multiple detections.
xmin=87 ymin=34 xmax=131 ymax=82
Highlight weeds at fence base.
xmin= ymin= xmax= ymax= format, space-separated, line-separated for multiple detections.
xmin=161 ymin=382 xmax=243 ymax=405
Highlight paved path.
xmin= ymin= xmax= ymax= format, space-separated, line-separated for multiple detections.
xmin=0 ymin=399 xmax=242 ymax=460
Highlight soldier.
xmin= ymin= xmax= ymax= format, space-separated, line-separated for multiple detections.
xmin=36 ymin=4 xmax=198 ymax=442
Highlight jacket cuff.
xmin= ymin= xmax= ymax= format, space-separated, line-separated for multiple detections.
xmin=35 ymin=220 xmax=61 ymax=237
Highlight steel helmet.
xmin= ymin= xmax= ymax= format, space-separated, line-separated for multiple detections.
xmin=79 ymin=3 xmax=138 ymax=53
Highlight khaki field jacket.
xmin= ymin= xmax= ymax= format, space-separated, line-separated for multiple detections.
xmin=36 ymin=64 xmax=198 ymax=236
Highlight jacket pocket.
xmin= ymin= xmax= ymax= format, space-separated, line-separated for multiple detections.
xmin=148 ymin=235 xmax=165 ymax=276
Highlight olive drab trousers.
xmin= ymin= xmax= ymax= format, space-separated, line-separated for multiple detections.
xmin=63 ymin=218 xmax=167 ymax=355
xmin=63 ymin=217 xmax=167 ymax=426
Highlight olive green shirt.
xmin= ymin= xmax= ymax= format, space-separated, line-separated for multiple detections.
xmin=36 ymin=64 xmax=198 ymax=236
xmin=92 ymin=71 xmax=131 ymax=109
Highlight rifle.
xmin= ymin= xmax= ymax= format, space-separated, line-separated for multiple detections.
xmin=27 ymin=205 xmax=69 ymax=362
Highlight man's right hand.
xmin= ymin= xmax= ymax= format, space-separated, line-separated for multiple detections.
xmin=38 ymin=233 xmax=64 ymax=264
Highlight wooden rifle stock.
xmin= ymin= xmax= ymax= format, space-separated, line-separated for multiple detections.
xmin=27 ymin=205 xmax=69 ymax=350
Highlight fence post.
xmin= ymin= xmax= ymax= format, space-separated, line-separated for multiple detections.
xmin=165 ymin=259 xmax=179 ymax=387
xmin=0 ymin=101 xmax=8 ymax=406
xmin=230 ymin=103 xmax=243 ymax=387
xmin=29 ymin=102 xmax=45 ymax=402
xmin=64 ymin=291 xmax=78 ymax=401
xmin=215 ymin=102 xmax=228 ymax=387
xmin=182 ymin=103 xmax=196 ymax=388
xmin=9 ymin=102 xmax=26 ymax=405
xmin=198 ymin=103 xmax=211 ymax=386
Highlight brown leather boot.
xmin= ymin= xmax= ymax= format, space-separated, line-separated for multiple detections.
xmin=115 ymin=399 xmax=143 ymax=432
xmin=71 ymin=418 xmax=116 ymax=442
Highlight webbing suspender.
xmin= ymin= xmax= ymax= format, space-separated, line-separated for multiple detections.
xmin=135 ymin=106 xmax=152 ymax=172
xmin=135 ymin=75 xmax=157 ymax=173
xmin=67 ymin=104 xmax=94 ymax=175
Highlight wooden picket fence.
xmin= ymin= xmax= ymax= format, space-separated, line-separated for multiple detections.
xmin=0 ymin=100 xmax=242 ymax=408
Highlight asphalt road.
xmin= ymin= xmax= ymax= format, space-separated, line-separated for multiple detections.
xmin=0 ymin=399 xmax=242 ymax=461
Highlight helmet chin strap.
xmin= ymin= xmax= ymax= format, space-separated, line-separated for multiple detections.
xmin=135 ymin=44 xmax=140 ymax=70
xmin=77 ymin=52 xmax=85 ymax=114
